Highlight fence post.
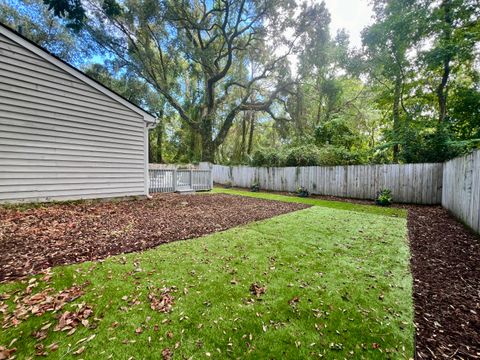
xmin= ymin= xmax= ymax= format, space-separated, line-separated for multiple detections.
xmin=190 ymin=169 xmax=193 ymax=189
xmin=210 ymin=169 xmax=213 ymax=190
xmin=172 ymin=169 xmax=177 ymax=192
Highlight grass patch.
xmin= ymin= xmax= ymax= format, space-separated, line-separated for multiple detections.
xmin=212 ymin=187 xmax=407 ymax=218
xmin=0 ymin=204 xmax=413 ymax=359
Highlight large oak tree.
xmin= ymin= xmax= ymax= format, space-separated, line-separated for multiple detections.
xmin=44 ymin=0 xmax=314 ymax=161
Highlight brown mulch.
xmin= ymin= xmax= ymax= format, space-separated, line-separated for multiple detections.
xmin=0 ymin=193 xmax=308 ymax=282
xmin=407 ymin=206 xmax=480 ymax=359
xmin=1 ymin=189 xmax=479 ymax=358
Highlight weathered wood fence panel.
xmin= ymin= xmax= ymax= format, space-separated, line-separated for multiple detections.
xmin=442 ymin=149 xmax=480 ymax=233
xmin=149 ymin=169 xmax=212 ymax=193
xmin=212 ymin=163 xmax=444 ymax=204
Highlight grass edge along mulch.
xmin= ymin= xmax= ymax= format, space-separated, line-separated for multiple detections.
xmin=214 ymin=187 xmax=480 ymax=359
xmin=0 ymin=203 xmax=413 ymax=359
xmin=211 ymin=187 xmax=407 ymax=218
xmin=0 ymin=193 xmax=308 ymax=283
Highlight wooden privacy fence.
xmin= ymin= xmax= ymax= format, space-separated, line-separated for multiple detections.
xmin=212 ymin=163 xmax=444 ymax=204
xmin=442 ymin=149 xmax=480 ymax=234
xmin=149 ymin=169 xmax=212 ymax=193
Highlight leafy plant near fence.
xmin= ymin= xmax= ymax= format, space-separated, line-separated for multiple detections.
xmin=376 ymin=189 xmax=393 ymax=206
xmin=250 ymin=145 xmax=363 ymax=167
xmin=295 ymin=186 xmax=309 ymax=198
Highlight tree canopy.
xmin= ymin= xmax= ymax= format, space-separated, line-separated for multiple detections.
xmin=4 ymin=0 xmax=480 ymax=164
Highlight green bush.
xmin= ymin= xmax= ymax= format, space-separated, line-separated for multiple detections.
xmin=284 ymin=146 xmax=321 ymax=166
xmin=375 ymin=189 xmax=393 ymax=206
xmin=251 ymin=149 xmax=285 ymax=167
xmin=250 ymin=182 xmax=260 ymax=192
xmin=317 ymin=145 xmax=362 ymax=166
xmin=295 ymin=186 xmax=309 ymax=197
xmin=250 ymin=145 xmax=364 ymax=167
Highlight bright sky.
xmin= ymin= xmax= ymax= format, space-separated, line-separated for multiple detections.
xmin=314 ymin=0 xmax=374 ymax=48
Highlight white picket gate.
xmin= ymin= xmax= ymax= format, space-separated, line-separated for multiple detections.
xmin=149 ymin=169 xmax=212 ymax=193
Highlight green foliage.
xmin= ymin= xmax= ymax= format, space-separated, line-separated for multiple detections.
xmin=12 ymin=0 xmax=480 ymax=165
xmin=318 ymin=145 xmax=363 ymax=166
xmin=250 ymin=182 xmax=260 ymax=192
xmin=0 ymin=0 xmax=96 ymax=65
xmin=284 ymin=146 xmax=321 ymax=166
xmin=42 ymin=0 xmax=85 ymax=30
xmin=295 ymin=186 xmax=309 ymax=198
xmin=376 ymin=189 xmax=393 ymax=206
xmin=251 ymin=149 xmax=285 ymax=167
xmin=250 ymin=145 xmax=364 ymax=167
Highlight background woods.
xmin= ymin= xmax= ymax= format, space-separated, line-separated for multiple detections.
xmin=2 ymin=0 xmax=479 ymax=165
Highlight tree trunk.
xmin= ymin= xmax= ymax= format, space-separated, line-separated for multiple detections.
xmin=437 ymin=0 xmax=452 ymax=123
xmin=200 ymin=114 xmax=215 ymax=162
xmin=247 ymin=112 xmax=255 ymax=155
xmin=392 ymin=74 xmax=402 ymax=162
xmin=201 ymin=137 xmax=215 ymax=162
xmin=240 ymin=113 xmax=247 ymax=159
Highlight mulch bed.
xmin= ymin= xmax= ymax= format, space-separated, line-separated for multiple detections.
xmin=1 ymin=190 xmax=479 ymax=358
xmin=0 ymin=193 xmax=308 ymax=282
xmin=407 ymin=206 xmax=480 ymax=359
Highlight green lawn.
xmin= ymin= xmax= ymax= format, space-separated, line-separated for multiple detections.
xmin=212 ymin=187 xmax=407 ymax=218
xmin=0 ymin=192 xmax=413 ymax=359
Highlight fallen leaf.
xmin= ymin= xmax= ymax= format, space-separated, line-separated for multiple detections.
xmin=73 ymin=346 xmax=85 ymax=355
xmin=161 ymin=348 xmax=172 ymax=360
xmin=0 ymin=346 xmax=16 ymax=360
xmin=250 ymin=283 xmax=266 ymax=298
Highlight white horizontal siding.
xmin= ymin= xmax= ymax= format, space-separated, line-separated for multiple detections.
xmin=0 ymin=33 xmax=148 ymax=203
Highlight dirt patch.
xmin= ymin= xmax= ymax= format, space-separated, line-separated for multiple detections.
xmin=0 ymin=193 xmax=308 ymax=282
xmin=407 ymin=206 xmax=480 ymax=359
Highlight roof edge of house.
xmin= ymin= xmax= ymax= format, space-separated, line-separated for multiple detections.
xmin=0 ymin=22 xmax=156 ymax=124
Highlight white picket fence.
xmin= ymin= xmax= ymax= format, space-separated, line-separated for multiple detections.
xmin=149 ymin=169 xmax=212 ymax=193
xmin=442 ymin=149 xmax=480 ymax=234
xmin=212 ymin=163 xmax=444 ymax=204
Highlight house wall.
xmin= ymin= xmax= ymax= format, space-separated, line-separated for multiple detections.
xmin=0 ymin=33 xmax=148 ymax=203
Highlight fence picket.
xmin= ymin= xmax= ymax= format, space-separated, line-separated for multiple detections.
xmin=212 ymin=163 xmax=444 ymax=204
xmin=149 ymin=169 xmax=212 ymax=193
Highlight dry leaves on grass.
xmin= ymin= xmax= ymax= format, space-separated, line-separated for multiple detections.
xmin=161 ymin=347 xmax=172 ymax=360
xmin=148 ymin=287 xmax=176 ymax=313
xmin=54 ymin=304 xmax=94 ymax=333
xmin=2 ymin=283 xmax=87 ymax=329
xmin=249 ymin=283 xmax=266 ymax=298
xmin=0 ymin=346 xmax=16 ymax=360
xmin=0 ymin=194 xmax=308 ymax=282
xmin=288 ymin=296 xmax=300 ymax=307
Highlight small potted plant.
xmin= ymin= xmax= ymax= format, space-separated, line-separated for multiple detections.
xmin=376 ymin=189 xmax=393 ymax=206
xmin=296 ymin=186 xmax=309 ymax=198
xmin=251 ymin=182 xmax=260 ymax=192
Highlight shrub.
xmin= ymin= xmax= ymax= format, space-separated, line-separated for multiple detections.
xmin=376 ymin=189 xmax=393 ymax=206
xmin=284 ymin=146 xmax=321 ymax=166
xmin=250 ymin=182 xmax=260 ymax=192
xmin=317 ymin=145 xmax=363 ymax=166
xmin=251 ymin=149 xmax=285 ymax=167
xmin=295 ymin=186 xmax=309 ymax=198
